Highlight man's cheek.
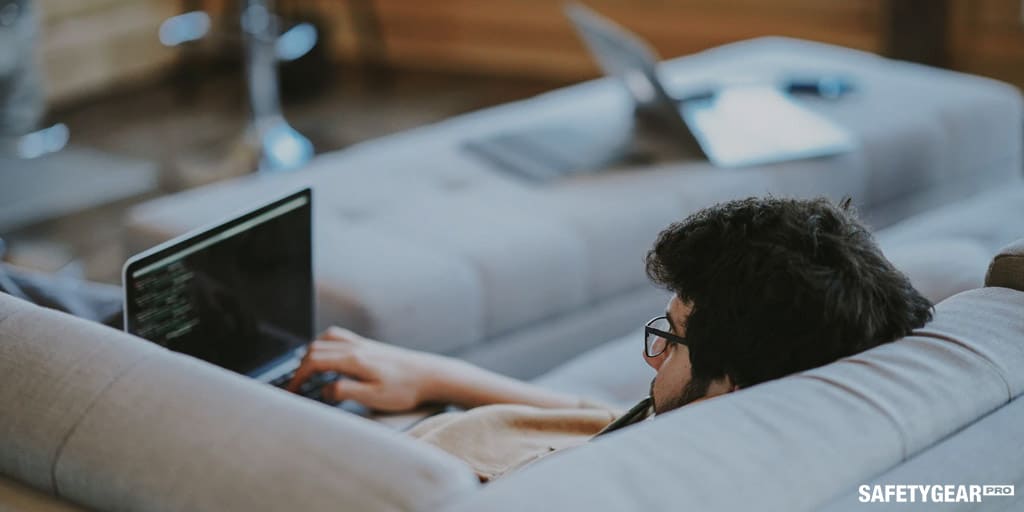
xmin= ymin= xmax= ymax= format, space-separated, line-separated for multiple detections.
xmin=656 ymin=374 xmax=677 ymax=397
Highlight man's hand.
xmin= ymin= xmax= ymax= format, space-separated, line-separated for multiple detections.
xmin=287 ymin=327 xmax=449 ymax=412
xmin=288 ymin=326 xmax=584 ymax=412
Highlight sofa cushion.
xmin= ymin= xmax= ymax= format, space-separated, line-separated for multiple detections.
xmin=0 ymin=293 xmax=478 ymax=511
xmin=875 ymin=184 xmax=1024 ymax=303
xmin=881 ymin=238 xmax=991 ymax=304
xmin=0 ymin=293 xmax=162 ymax=494
xmin=368 ymin=185 xmax=590 ymax=341
xmin=874 ymin=185 xmax=1024 ymax=255
xmin=448 ymin=287 xmax=1024 ymax=512
xmin=986 ymin=239 xmax=1024 ymax=291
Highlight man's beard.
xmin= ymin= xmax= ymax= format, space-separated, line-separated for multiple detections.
xmin=649 ymin=375 xmax=713 ymax=414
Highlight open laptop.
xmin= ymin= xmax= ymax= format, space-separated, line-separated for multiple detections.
xmin=462 ymin=3 xmax=855 ymax=181
xmin=122 ymin=188 xmax=341 ymax=404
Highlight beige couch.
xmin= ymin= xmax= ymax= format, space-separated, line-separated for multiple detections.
xmin=0 ymin=239 xmax=1021 ymax=511
xmin=4 ymin=36 xmax=1024 ymax=511
xmin=1 ymin=183 xmax=1023 ymax=510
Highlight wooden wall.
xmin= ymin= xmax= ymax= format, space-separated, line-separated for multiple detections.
xmin=360 ymin=0 xmax=887 ymax=81
xmin=949 ymin=0 xmax=1024 ymax=88
xmin=348 ymin=0 xmax=1024 ymax=89
xmin=36 ymin=0 xmax=180 ymax=105
xmin=29 ymin=0 xmax=1024 ymax=106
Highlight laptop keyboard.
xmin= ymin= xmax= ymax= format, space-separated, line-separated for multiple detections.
xmin=271 ymin=370 xmax=341 ymax=403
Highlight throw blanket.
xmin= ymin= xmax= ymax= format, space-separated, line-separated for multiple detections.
xmin=408 ymin=398 xmax=653 ymax=482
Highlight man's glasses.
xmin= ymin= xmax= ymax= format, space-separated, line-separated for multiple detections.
xmin=645 ymin=315 xmax=687 ymax=358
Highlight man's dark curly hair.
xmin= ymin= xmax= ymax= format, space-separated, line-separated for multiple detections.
xmin=645 ymin=196 xmax=933 ymax=389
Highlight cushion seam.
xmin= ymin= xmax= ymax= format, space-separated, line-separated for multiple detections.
xmin=800 ymin=374 xmax=909 ymax=460
xmin=0 ymin=305 xmax=15 ymax=329
xmin=913 ymin=328 xmax=1014 ymax=402
xmin=49 ymin=351 xmax=157 ymax=498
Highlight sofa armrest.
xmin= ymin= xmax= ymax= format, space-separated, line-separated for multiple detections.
xmin=986 ymin=239 xmax=1024 ymax=291
xmin=0 ymin=293 xmax=478 ymax=511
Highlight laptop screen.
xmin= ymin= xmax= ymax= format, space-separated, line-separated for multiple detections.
xmin=123 ymin=189 xmax=313 ymax=376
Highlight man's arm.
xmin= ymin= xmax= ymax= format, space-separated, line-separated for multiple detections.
xmin=423 ymin=356 xmax=582 ymax=409
xmin=288 ymin=327 xmax=582 ymax=412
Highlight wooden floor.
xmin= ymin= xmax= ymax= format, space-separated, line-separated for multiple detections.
xmin=2 ymin=66 xmax=564 ymax=284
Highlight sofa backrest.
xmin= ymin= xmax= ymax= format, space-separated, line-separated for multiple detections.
xmin=820 ymin=394 xmax=1024 ymax=511
xmin=0 ymin=293 xmax=478 ymax=511
xmin=819 ymin=238 xmax=1024 ymax=511
xmin=446 ymin=240 xmax=1024 ymax=512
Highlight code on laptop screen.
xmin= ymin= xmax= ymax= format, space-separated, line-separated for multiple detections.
xmin=125 ymin=192 xmax=312 ymax=376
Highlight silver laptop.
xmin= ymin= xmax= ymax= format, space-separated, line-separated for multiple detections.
xmin=463 ymin=3 xmax=855 ymax=180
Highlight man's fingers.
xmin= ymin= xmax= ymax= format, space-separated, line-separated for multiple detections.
xmin=288 ymin=352 xmax=334 ymax=392
xmin=288 ymin=350 xmax=373 ymax=393
xmin=325 ymin=379 xmax=374 ymax=404
xmin=307 ymin=340 xmax=352 ymax=353
xmin=320 ymin=326 xmax=359 ymax=342
xmin=287 ymin=359 xmax=321 ymax=393
xmin=291 ymin=340 xmax=354 ymax=392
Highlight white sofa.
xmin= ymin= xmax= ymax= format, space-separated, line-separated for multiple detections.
xmin=123 ymin=37 xmax=1023 ymax=380
xmin=4 ymin=36 xmax=1024 ymax=511
xmin=2 ymin=184 xmax=1023 ymax=511
xmin=0 ymin=237 xmax=1021 ymax=511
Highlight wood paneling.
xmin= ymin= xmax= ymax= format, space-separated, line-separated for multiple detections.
xmin=949 ymin=0 xmax=1024 ymax=89
xmin=353 ymin=0 xmax=885 ymax=80
xmin=35 ymin=0 xmax=1024 ymax=105
xmin=36 ymin=0 xmax=180 ymax=105
xmin=324 ymin=0 xmax=1024 ymax=90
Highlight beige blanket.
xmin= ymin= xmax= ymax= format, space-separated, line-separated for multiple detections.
xmin=407 ymin=401 xmax=628 ymax=482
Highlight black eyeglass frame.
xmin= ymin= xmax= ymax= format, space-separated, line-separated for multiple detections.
xmin=644 ymin=315 xmax=688 ymax=358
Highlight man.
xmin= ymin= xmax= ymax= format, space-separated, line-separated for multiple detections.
xmin=288 ymin=196 xmax=934 ymax=481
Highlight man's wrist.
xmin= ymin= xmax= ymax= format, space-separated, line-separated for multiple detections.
xmin=417 ymin=354 xmax=467 ymax=405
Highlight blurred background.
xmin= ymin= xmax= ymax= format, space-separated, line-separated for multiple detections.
xmin=1 ymin=0 xmax=1023 ymax=286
